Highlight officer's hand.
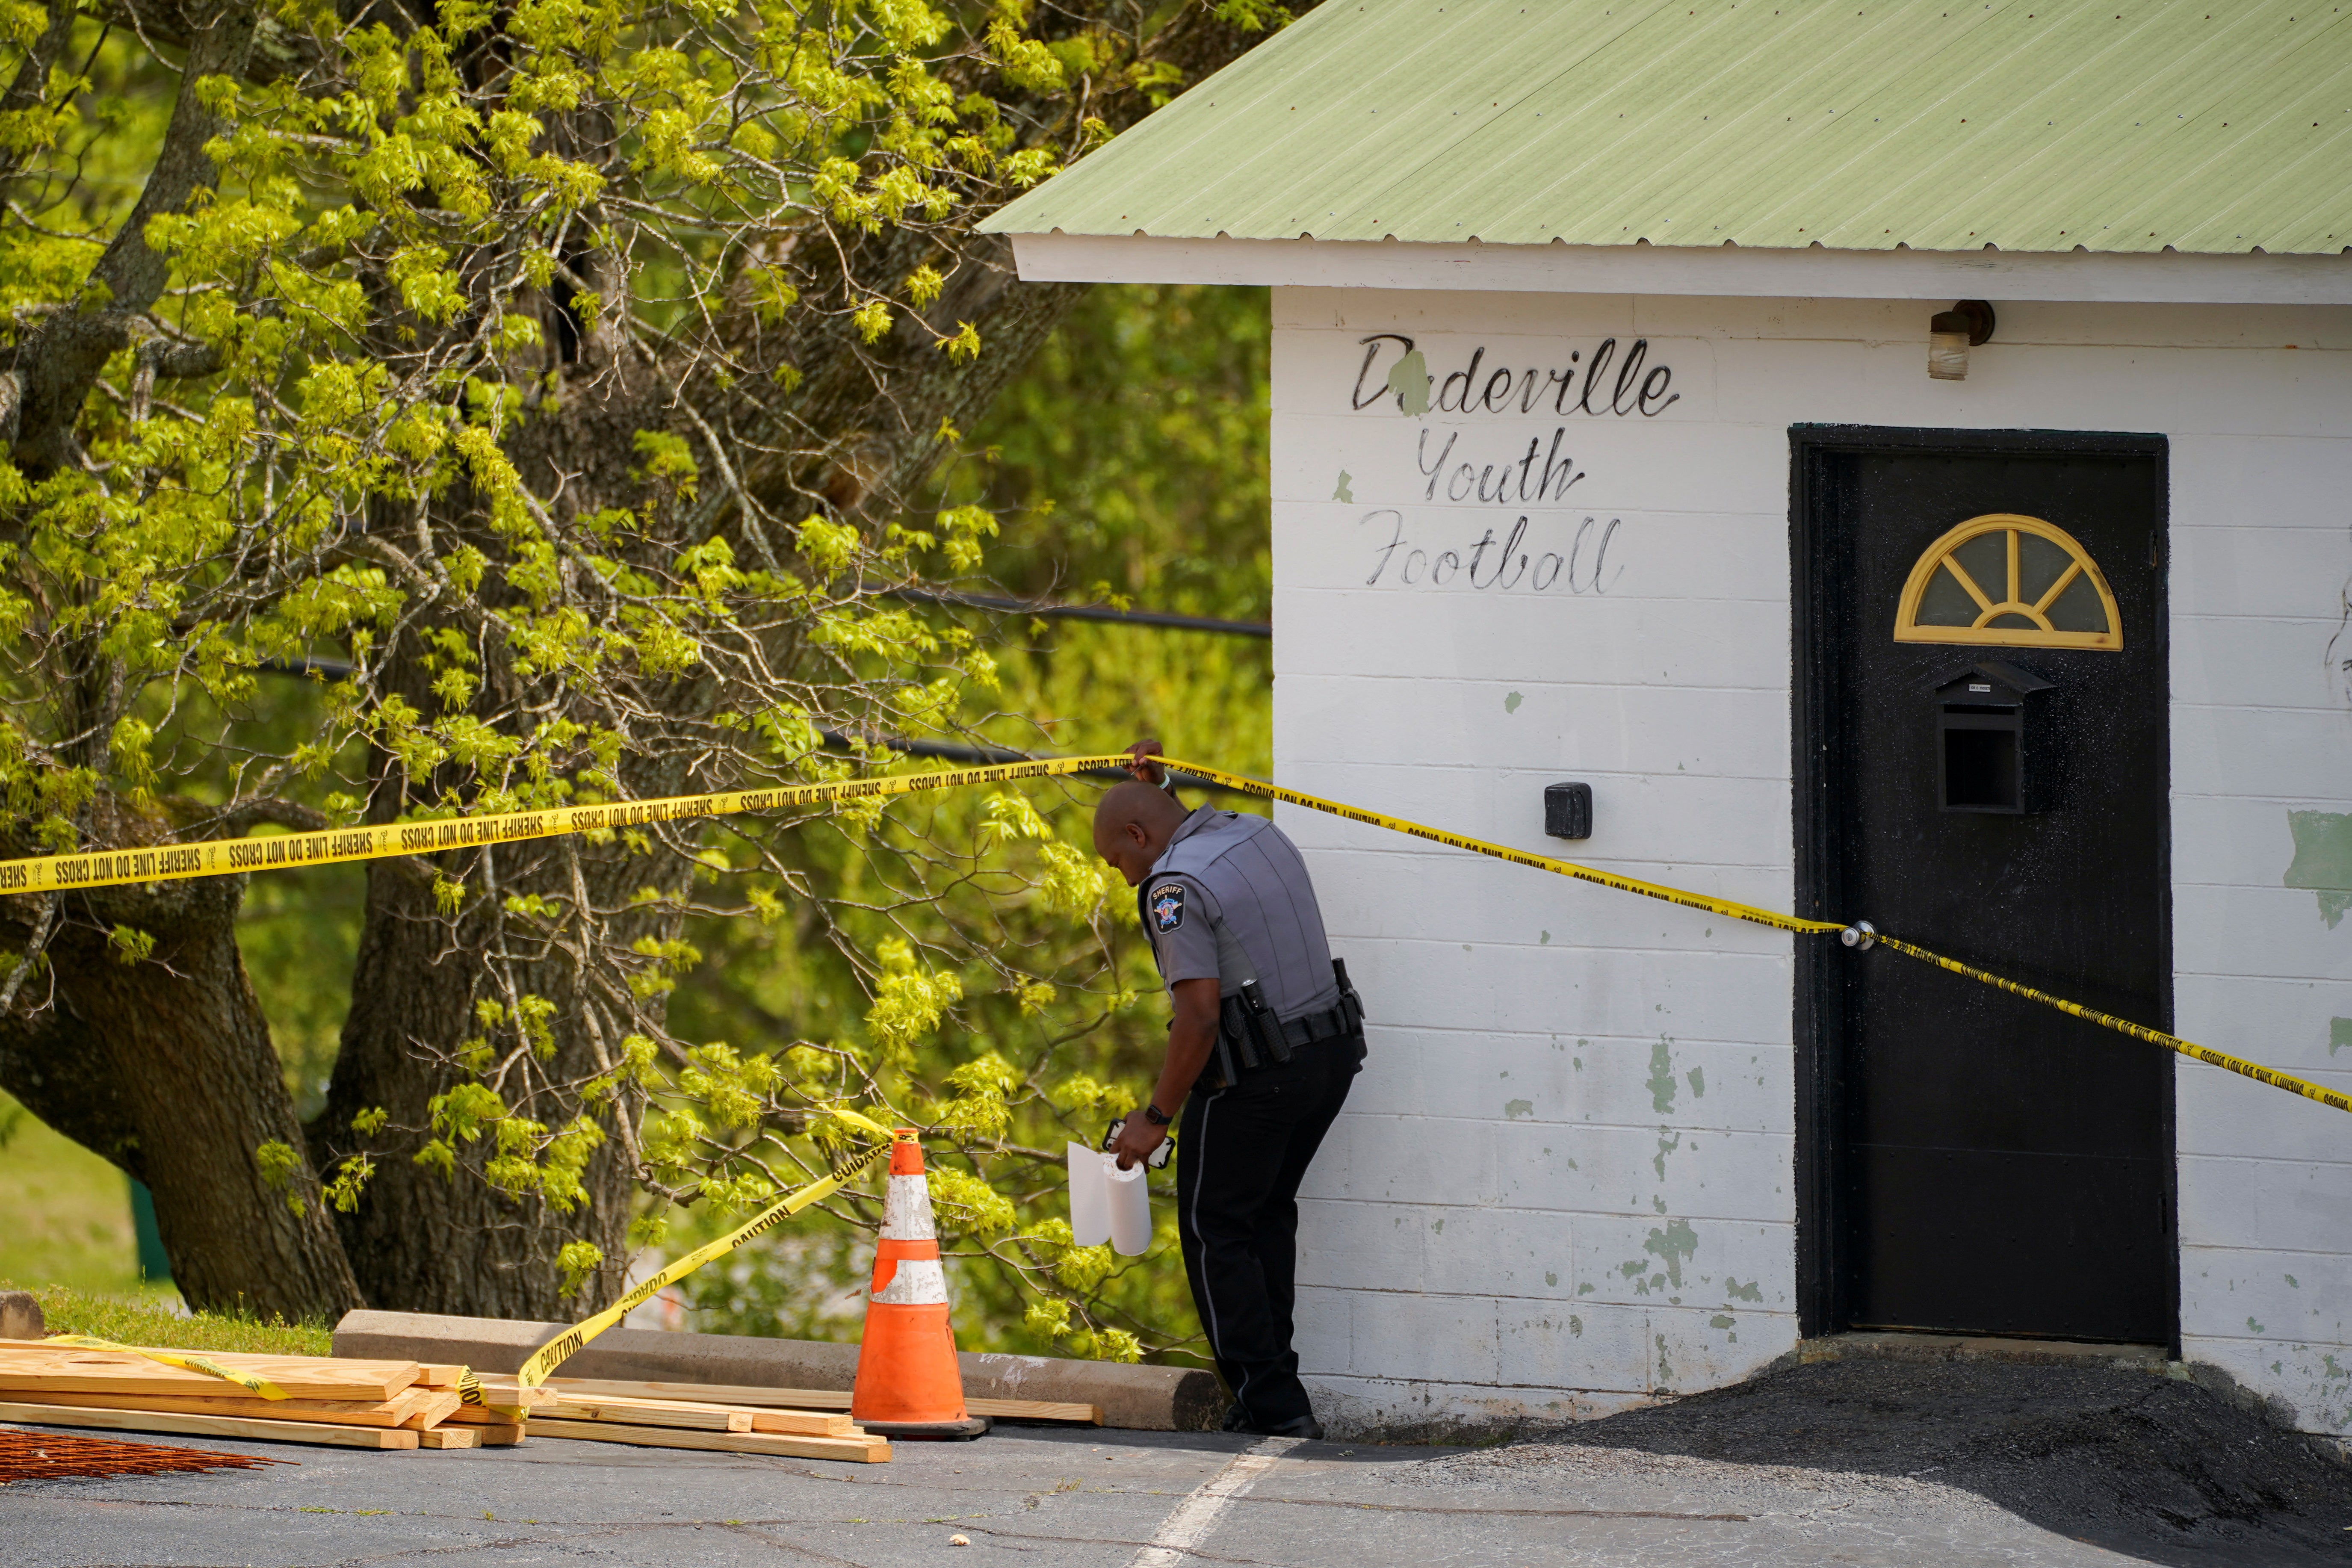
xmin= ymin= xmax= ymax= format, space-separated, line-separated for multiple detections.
xmin=1110 ymin=1111 xmax=1166 ymax=1171
xmin=1125 ymin=740 xmax=1165 ymax=786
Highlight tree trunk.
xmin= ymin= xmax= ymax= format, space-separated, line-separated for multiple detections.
xmin=318 ymin=837 xmax=662 ymax=1317
xmin=0 ymin=877 xmax=364 ymax=1320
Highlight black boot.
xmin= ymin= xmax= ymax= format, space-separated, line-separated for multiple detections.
xmin=1219 ymin=1403 xmax=1323 ymax=1441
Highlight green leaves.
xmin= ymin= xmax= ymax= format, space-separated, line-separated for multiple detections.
xmin=254 ymin=1141 xmax=307 ymax=1214
xmin=0 ymin=0 xmax=1274 ymax=1344
xmin=556 ymin=1240 xmax=605 ymax=1298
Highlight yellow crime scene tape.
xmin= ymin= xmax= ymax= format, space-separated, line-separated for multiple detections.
xmin=510 ymin=1107 xmax=898 ymax=1390
xmin=0 ymin=751 xmax=2340 ymax=1119
xmin=43 ymin=1335 xmax=291 ymax=1400
xmin=9 ymin=752 xmax=2338 ymax=1385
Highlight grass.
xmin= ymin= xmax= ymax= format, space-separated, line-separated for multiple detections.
xmin=8 ymin=1284 xmax=333 ymax=1358
xmin=0 ymin=1093 xmax=152 ymax=1298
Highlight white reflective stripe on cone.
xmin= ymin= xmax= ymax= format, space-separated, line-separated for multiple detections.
xmin=872 ymin=1258 xmax=951 ymax=1306
xmin=881 ymin=1172 xmax=937 ymax=1240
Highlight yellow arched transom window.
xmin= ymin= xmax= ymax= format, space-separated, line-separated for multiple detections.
xmin=1893 ymin=513 xmax=2122 ymax=652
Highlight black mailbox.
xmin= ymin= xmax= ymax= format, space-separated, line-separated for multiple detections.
xmin=1933 ymin=662 xmax=2053 ymax=814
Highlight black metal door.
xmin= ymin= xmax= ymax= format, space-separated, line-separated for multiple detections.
xmin=1794 ymin=428 xmax=2175 ymax=1346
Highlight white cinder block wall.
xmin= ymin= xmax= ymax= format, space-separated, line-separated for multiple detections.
xmin=1266 ymin=287 xmax=2352 ymax=1436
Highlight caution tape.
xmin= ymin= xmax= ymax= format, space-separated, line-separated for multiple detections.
xmin=44 ymin=1335 xmax=289 ymax=1400
xmin=1150 ymin=758 xmax=2351 ymax=1119
xmin=1867 ymin=933 xmax=2352 ymax=1117
xmin=2 ymin=752 xmax=2340 ymax=1125
xmin=0 ymin=758 xmax=1132 ymax=899
xmin=1148 ymin=757 xmax=1846 ymax=937
xmin=513 ymin=1107 xmax=899 ymax=1389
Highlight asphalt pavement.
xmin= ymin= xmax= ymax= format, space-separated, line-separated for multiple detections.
xmin=6 ymin=1358 xmax=2350 ymax=1567
xmin=0 ymin=1411 xmax=2246 ymax=1567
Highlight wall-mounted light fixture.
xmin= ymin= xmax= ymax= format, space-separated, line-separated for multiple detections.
xmin=1928 ymin=299 xmax=1997 ymax=380
xmin=1543 ymin=782 xmax=1592 ymax=841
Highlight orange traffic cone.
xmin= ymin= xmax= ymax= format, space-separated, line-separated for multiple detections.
xmin=849 ymin=1129 xmax=990 ymax=1440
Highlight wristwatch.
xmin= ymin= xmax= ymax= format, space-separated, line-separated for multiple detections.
xmin=1143 ymin=1103 xmax=1171 ymax=1126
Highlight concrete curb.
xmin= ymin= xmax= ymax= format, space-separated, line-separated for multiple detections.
xmin=330 ymin=1311 xmax=1224 ymax=1432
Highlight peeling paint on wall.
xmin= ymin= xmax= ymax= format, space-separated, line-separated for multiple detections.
xmin=1386 ymin=347 xmax=1430 ymax=415
xmin=2284 ymin=810 xmax=2352 ymax=927
xmin=1644 ymin=1217 xmax=1697 ymax=1290
xmin=1647 ymin=1039 xmax=1677 ymax=1112
xmin=2331 ymin=1018 xmax=2352 ymax=1056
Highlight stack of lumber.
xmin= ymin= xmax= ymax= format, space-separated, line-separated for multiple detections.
xmin=0 ymin=1344 xmax=1099 ymax=1463
xmin=0 ymin=1341 xmax=547 ymax=1451
xmin=493 ymin=1376 xmax=1101 ymax=1463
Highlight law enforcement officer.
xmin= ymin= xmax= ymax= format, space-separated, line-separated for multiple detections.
xmin=1094 ymin=741 xmax=1365 ymax=1440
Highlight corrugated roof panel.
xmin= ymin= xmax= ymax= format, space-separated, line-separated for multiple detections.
xmin=983 ymin=0 xmax=2352 ymax=255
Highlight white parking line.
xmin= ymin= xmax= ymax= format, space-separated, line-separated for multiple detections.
xmin=1127 ymin=1436 xmax=1302 ymax=1567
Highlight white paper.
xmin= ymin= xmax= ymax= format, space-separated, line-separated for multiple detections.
xmin=1067 ymin=1141 xmax=1111 ymax=1248
xmin=1105 ymin=1158 xmax=1152 ymax=1257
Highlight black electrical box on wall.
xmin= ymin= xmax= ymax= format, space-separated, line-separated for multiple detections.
xmin=1933 ymin=662 xmax=2054 ymax=813
xmin=1544 ymin=782 xmax=1593 ymax=840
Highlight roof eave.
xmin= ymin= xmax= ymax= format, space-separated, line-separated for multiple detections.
xmin=999 ymin=232 xmax=2352 ymax=307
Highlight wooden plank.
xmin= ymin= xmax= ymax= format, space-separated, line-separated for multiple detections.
xmin=443 ymin=1405 xmax=524 ymax=1426
xmin=417 ymin=1426 xmax=476 ymax=1449
xmin=463 ymin=1378 xmax=558 ymax=1408
xmin=955 ymin=1396 xmax=1105 ymax=1423
xmin=544 ymin=1376 xmax=1101 ymax=1426
xmin=413 ymin=1364 xmax=468 ymax=1387
xmin=0 ymin=1344 xmax=416 ymax=1401
xmin=0 ymin=1400 xmax=422 ymax=1449
xmin=397 ymin=1391 xmax=464 ymax=1430
xmin=443 ymin=1399 xmax=557 ymax=1425
xmin=526 ymin=1418 xmax=889 ymax=1464
xmin=15 ymin=1389 xmax=415 ymax=1428
xmin=746 ymin=1409 xmax=859 ymax=1438
xmin=467 ymin=1423 xmax=528 ymax=1447
xmin=538 ymin=1394 xmax=753 ymax=1432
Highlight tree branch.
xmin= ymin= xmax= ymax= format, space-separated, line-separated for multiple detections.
xmin=12 ymin=4 xmax=255 ymax=473
xmin=0 ymin=1 xmax=81 ymax=192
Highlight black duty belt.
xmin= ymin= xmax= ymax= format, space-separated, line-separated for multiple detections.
xmin=1276 ymin=1002 xmax=1355 ymax=1050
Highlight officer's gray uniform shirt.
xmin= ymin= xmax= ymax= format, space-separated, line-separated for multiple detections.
xmin=1143 ymin=806 xmax=1339 ymax=1019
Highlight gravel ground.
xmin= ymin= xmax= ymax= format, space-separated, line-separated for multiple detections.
xmin=1436 ymin=1357 xmax=2352 ymax=1568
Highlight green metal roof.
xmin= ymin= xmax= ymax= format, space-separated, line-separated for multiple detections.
xmin=983 ymin=0 xmax=2352 ymax=255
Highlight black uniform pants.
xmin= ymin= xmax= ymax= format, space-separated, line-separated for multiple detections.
xmin=1176 ymin=1031 xmax=1364 ymax=1429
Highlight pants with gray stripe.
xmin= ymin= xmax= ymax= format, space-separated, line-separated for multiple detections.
xmin=1176 ymin=1031 xmax=1364 ymax=1429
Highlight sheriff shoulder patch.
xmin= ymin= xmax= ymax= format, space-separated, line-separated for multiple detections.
xmin=1149 ymin=881 xmax=1186 ymax=933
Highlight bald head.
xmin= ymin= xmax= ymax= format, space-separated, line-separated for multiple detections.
xmin=1093 ymin=780 xmax=1190 ymax=886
